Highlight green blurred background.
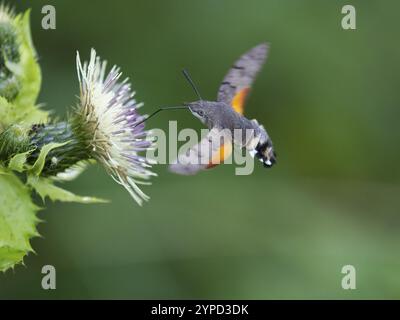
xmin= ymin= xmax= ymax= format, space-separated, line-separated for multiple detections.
xmin=1 ymin=0 xmax=400 ymax=299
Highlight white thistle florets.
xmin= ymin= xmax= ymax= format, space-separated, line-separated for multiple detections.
xmin=76 ymin=49 xmax=156 ymax=205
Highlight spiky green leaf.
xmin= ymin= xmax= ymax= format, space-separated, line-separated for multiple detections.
xmin=11 ymin=11 xmax=47 ymax=122
xmin=52 ymin=160 xmax=95 ymax=182
xmin=8 ymin=149 xmax=34 ymax=172
xmin=0 ymin=172 xmax=40 ymax=272
xmin=28 ymin=175 xmax=108 ymax=204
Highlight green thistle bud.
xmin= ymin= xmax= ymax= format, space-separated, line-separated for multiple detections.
xmin=0 ymin=116 xmax=93 ymax=176
xmin=0 ymin=75 xmax=20 ymax=101
xmin=27 ymin=118 xmax=93 ymax=175
xmin=0 ymin=7 xmax=21 ymax=101
xmin=0 ymin=124 xmax=30 ymax=158
xmin=0 ymin=23 xmax=20 ymax=65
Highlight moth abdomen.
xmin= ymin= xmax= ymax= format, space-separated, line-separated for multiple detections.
xmin=253 ymin=139 xmax=276 ymax=168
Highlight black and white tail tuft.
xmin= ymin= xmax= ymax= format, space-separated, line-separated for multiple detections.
xmin=250 ymin=139 xmax=277 ymax=168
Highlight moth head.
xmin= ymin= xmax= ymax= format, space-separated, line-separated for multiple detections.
xmin=188 ymin=100 xmax=213 ymax=124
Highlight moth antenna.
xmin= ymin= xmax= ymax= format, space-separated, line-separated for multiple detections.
xmin=182 ymin=69 xmax=203 ymax=101
xmin=133 ymin=106 xmax=188 ymax=128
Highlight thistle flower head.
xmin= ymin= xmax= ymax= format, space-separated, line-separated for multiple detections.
xmin=76 ymin=49 xmax=155 ymax=205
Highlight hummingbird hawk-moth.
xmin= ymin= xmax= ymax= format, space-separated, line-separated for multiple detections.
xmin=169 ymin=43 xmax=276 ymax=175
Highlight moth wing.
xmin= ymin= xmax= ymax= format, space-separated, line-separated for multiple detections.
xmin=209 ymin=43 xmax=268 ymax=167
xmin=169 ymin=128 xmax=232 ymax=175
xmin=217 ymin=43 xmax=269 ymax=114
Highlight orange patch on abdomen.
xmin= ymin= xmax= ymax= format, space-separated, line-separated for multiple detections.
xmin=206 ymin=142 xmax=233 ymax=169
xmin=231 ymin=87 xmax=250 ymax=114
